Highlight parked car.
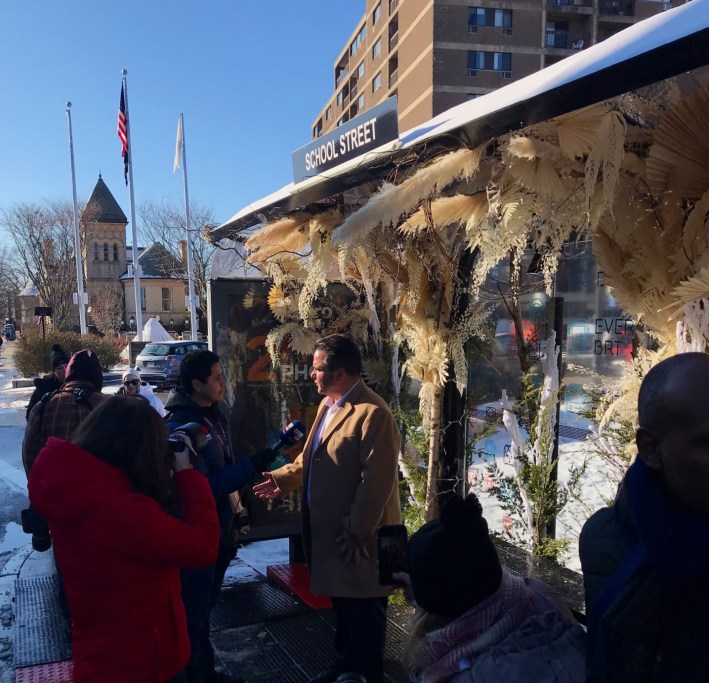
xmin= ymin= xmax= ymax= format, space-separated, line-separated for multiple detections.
xmin=135 ymin=340 xmax=208 ymax=389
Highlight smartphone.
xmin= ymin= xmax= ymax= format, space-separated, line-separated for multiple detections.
xmin=377 ymin=524 xmax=408 ymax=585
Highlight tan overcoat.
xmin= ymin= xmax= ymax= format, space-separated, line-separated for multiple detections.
xmin=272 ymin=381 xmax=401 ymax=598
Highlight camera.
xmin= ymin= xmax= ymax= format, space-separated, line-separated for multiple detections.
xmin=168 ymin=422 xmax=208 ymax=455
xmin=21 ymin=506 xmax=52 ymax=552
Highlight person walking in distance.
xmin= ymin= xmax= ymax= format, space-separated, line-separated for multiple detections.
xmin=255 ymin=334 xmax=402 ymax=683
xmin=26 ymin=344 xmax=70 ymax=419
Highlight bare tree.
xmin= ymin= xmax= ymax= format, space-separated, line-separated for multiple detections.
xmin=1 ymin=201 xmax=79 ymax=330
xmin=139 ymin=201 xmax=216 ymax=322
xmin=88 ymin=283 xmax=124 ymax=336
xmin=0 ymin=245 xmax=24 ymax=323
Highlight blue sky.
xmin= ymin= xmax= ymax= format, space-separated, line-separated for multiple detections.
xmin=0 ymin=2 xmax=365 ymax=232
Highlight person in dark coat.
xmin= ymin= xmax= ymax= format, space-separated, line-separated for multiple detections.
xmin=580 ymin=352 xmax=709 ymax=683
xmin=26 ymin=344 xmax=70 ymax=419
xmin=23 ymin=348 xmax=105 ymax=474
xmin=29 ymin=395 xmax=220 ymax=683
xmin=164 ymin=349 xmax=272 ymax=683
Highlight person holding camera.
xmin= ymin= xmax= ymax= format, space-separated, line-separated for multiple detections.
xmin=165 ymin=349 xmax=274 ymax=683
xmin=27 ymin=395 xmax=220 ymax=683
xmin=254 ymin=334 xmax=401 ymax=683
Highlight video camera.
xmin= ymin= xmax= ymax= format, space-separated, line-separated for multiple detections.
xmin=168 ymin=421 xmax=208 ymax=456
xmin=21 ymin=506 xmax=51 ymax=552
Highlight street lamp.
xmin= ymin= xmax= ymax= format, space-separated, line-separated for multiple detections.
xmin=169 ymin=317 xmax=174 ymax=330
xmin=184 ymin=317 xmax=190 ymax=330
xmin=129 ymin=315 xmax=135 ymax=332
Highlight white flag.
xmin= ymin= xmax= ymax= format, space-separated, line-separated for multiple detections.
xmin=173 ymin=115 xmax=183 ymax=173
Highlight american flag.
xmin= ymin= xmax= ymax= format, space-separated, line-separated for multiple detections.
xmin=117 ymin=84 xmax=128 ymax=185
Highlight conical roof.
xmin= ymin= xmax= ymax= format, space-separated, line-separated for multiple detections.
xmin=81 ymin=175 xmax=127 ymax=224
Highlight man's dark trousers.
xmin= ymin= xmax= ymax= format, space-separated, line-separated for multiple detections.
xmin=331 ymin=595 xmax=388 ymax=683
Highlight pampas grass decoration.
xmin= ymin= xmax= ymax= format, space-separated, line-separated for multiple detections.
xmin=333 ymin=146 xmax=484 ymax=246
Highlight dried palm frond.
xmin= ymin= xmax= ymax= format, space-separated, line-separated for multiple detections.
xmin=504 ymin=156 xmax=566 ymax=200
xmin=400 ymin=193 xmax=488 ymax=236
xmin=585 ymin=111 xmax=627 ymax=224
xmin=506 ymin=136 xmax=565 ymax=164
xmin=555 ymin=103 xmax=610 ymax=159
xmin=333 ymin=146 xmax=484 ymax=246
xmin=668 ymin=266 xmax=709 ymax=312
xmin=646 ymin=85 xmax=709 ymax=200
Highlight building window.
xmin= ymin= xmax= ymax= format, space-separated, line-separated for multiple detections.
xmin=113 ymin=244 xmax=119 ymax=261
xmin=357 ymin=61 xmax=365 ymax=79
xmin=140 ymin=286 xmax=146 ymax=312
xmin=161 ymin=287 xmax=172 ymax=312
xmin=468 ymin=7 xmax=513 ymax=31
xmin=325 ymin=106 xmax=332 ymax=121
xmin=350 ymin=25 xmax=366 ymax=56
xmin=336 ymin=116 xmax=345 ymax=127
xmin=337 ymin=90 xmax=344 ymax=106
xmin=313 ymin=119 xmax=323 ymax=138
xmin=467 ymin=50 xmax=511 ymax=75
xmin=93 ymin=243 xmax=99 ymax=260
xmin=373 ymin=72 xmax=382 ymax=92
xmin=103 ymin=242 xmax=109 ymax=261
xmin=358 ymin=93 xmax=365 ymax=110
xmin=373 ymin=2 xmax=382 ymax=24
xmin=372 ymin=38 xmax=382 ymax=59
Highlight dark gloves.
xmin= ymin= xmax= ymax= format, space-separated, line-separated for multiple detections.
xmin=249 ymin=448 xmax=275 ymax=473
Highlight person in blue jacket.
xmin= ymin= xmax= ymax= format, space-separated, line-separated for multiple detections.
xmin=165 ymin=349 xmax=272 ymax=683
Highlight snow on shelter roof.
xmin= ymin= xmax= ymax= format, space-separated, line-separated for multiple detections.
xmin=214 ymin=0 xmax=709 ymax=239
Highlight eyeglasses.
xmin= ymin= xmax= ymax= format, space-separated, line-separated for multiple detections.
xmin=123 ymin=379 xmax=140 ymax=387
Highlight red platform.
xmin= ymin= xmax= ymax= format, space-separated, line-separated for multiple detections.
xmin=15 ymin=660 xmax=73 ymax=682
xmin=267 ymin=563 xmax=332 ymax=610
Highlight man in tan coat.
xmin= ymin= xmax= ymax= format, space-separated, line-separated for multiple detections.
xmin=255 ymin=334 xmax=401 ymax=683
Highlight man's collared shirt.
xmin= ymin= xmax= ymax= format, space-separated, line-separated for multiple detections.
xmin=306 ymin=380 xmax=361 ymax=507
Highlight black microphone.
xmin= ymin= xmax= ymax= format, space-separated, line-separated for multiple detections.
xmin=249 ymin=419 xmax=306 ymax=472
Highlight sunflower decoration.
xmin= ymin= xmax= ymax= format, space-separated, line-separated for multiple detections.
xmin=267 ymin=283 xmax=292 ymax=322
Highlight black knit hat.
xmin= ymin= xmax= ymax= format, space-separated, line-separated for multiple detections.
xmin=50 ymin=344 xmax=69 ymax=370
xmin=407 ymin=494 xmax=502 ymax=619
xmin=65 ymin=349 xmax=103 ymax=390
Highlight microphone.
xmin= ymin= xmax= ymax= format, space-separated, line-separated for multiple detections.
xmin=250 ymin=420 xmax=306 ymax=472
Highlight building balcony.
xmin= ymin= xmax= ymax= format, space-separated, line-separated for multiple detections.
xmin=599 ymin=0 xmax=635 ymax=15
xmin=389 ymin=68 xmax=398 ymax=88
xmin=545 ymin=31 xmax=588 ymax=49
xmin=389 ymin=31 xmax=399 ymax=50
xmin=547 ymin=0 xmax=593 ymax=7
xmin=335 ymin=67 xmax=349 ymax=88
xmin=389 ymin=0 xmax=398 ymax=13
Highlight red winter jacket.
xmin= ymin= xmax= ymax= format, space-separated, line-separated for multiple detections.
xmin=28 ymin=438 xmax=219 ymax=683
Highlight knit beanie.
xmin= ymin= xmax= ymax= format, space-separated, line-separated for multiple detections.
xmin=50 ymin=344 xmax=70 ymax=370
xmin=122 ymin=368 xmax=141 ymax=382
xmin=407 ymin=494 xmax=502 ymax=619
xmin=65 ymin=349 xmax=103 ymax=390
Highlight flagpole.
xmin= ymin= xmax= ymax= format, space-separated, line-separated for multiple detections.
xmin=121 ymin=70 xmax=143 ymax=341
xmin=66 ymin=102 xmax=88 ymax=335
xmin=177 ymin=114 xmax=199 ymax=338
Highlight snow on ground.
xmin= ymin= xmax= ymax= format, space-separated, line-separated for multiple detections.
xmin=468 ymin=402 xmax=616 ymax=572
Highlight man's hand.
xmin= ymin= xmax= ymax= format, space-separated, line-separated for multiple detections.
xmin=253 ymin=472 xmax=282 ymax=499
xmin=170 ymin=433 xmax=195 ymax=473
xmin=336 ymin=530 xmax=370 ymax=567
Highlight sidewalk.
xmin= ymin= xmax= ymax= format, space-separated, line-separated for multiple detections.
xmin=10 ymin=546 xmax=412 ymax=683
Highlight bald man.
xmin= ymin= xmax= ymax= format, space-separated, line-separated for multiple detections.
xmin=580 ymin=352 xmax=709 ymax=683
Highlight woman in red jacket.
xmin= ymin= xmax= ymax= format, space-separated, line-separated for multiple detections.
xmin=28 ymin=395 xmax=220 ymax=683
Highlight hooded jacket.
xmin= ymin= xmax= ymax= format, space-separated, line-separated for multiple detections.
xmin=28 ymin=437 xmax=219 ymax=683
xmin=117 ymin=381 xmax=166 ymax=417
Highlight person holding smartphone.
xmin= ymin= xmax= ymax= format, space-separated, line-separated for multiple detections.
xmin=254 ymin=334 xmax=401 ymax=683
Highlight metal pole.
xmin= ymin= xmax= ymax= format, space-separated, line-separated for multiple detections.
xmin=66 ymin=102 xmax=88 ymax=335
xmin=122 ymin=70 xmax=143 ymax=341
xmin=178 ymin=114 xmax=199 ymax=337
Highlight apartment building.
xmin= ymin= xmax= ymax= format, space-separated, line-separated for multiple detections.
xmin=312 ymin=0 xmax=675 ymax=137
